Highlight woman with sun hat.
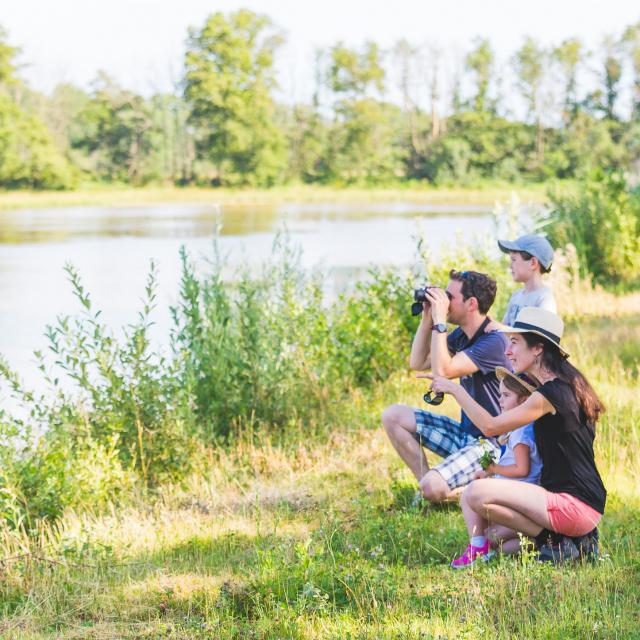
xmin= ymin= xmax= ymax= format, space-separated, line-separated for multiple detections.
xmin=421 ymin=307 xmax=605 ymax=562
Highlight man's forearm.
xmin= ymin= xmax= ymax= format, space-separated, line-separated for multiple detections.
xmin=429 ymin=331 xmax=454 ymax=377
xmin=409 ymin=316 xmax=432 ymax=370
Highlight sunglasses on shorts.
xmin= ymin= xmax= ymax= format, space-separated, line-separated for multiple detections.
xmin=423 ymin=389 xmax=445 ymax=406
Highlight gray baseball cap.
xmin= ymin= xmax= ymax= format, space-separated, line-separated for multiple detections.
xmin=497 ymin=234 xmax=554 ymax=270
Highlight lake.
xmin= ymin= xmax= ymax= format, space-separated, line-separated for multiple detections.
xmin=0 ymin=200 xmax=505 ymax=397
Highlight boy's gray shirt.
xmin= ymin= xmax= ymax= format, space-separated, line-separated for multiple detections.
xmin=502 ymin=286 xmax=557 ymax=327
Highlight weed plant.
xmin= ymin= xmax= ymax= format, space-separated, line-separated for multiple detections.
xmin=0 ymin=233 xmax=422 ymax=529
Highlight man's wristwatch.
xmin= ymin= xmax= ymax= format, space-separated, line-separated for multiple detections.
xmin=432 ymin=323 xmax=447 ymax=333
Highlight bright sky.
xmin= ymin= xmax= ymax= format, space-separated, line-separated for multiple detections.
xmin=2 ymin=0 xmax=639 ymax=105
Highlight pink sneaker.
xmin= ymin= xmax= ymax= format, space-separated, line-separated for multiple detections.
xmin=450 ymin=542 xmax=490 ymax=568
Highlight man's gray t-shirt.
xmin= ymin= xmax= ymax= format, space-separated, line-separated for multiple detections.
xmin=502 ymin=286 xmax=557 ymax=327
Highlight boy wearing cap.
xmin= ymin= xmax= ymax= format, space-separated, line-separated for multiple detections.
xmin=497 ymin=234 xmax=557 ymax=328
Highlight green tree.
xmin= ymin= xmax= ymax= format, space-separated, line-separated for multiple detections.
xmin=283 ymin=103 xmax=329 ymax=183
xmin=0 ymin=26 xmax=18 ymax=86
xmin=148 ymin=92 xmax=196 ymax=185
xmin=326 ymin=42 xmax=402 ymax=183
xmin=622 ymin=22 xmax=640 ymax=119
xmin=27 ymin=83 xmax=91 ymax=162
xmin=414 ymin=111 xmax=537 ymax=184
xmin=0 ymin=94 xmax=76 ymax=189
xmin=552 ymin=38 xmax=584 ymax=125
xmin=465 ymin=37 xmax=494 ymax=113
xmin=601 ymin=36 xmax=623 ymax=121
xmin=513 ymin=37 xmax=547 ymax=167
xmin=329 ymin=41 xmax=385 ymax=96
xmin=72 ymin=73 xmax=158 ymax=184
xmin=393 ymin=40 xmax=421 ymax=156
xmin=183 ymin=10 xmax=286 ymax=186
xmin=0 ymin=27 xmax=74 ymax=189
xmin=282 ymin=50 xmax=330 ymax=183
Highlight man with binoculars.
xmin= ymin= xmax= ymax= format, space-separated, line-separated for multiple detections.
xmin=382 ymin=269 xmax=511 ymax=504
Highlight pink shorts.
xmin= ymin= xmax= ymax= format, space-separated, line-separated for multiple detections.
xmin=546 ymin=492 xmax=602 ymax=537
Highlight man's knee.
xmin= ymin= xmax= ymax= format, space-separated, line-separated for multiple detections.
xmin=381 ymin=404 xmax=415 ymax=435
xmin=419 ymin=471 xmax=450 ymax=502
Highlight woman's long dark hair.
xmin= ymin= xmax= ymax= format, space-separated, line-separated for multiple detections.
xmin=522 ymin=332 xmax=605 ymax=425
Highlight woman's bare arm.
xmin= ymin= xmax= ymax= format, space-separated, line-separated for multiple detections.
xmin=418 ymin=374 xmax=554 ymax=437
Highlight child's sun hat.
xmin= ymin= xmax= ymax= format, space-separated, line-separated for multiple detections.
xmin=495 ymin=366 xmax=538 ymax=395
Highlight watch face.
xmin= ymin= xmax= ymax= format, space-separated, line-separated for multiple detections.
xmin=434 ymin=323 xmax=447 ymax=333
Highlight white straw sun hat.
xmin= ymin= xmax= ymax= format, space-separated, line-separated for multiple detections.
xmin=499 ymin=307 xmax=569 ymax=358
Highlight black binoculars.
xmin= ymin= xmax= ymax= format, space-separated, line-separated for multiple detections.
xmin=411 ymin=286 xmax=442 ymax=316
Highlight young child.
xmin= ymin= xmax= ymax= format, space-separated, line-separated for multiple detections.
xmin=450 ymin=367 xmax=542 ymax=568
xmin=497 ymin=234 xmax=557 ymax=327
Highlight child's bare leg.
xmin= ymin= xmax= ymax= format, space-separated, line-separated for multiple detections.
xmin=487 ymin=525 xmax=532 ymax=556
xmin=487 ymin=524 xmax=516 ymax=546
xmin=500 ymin=538 xmax=523 ymax=555
xmin=461 ymin=490 xmax=487 ymax=539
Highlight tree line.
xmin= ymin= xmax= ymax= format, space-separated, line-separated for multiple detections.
xmin=1 ymin=11 xmax=639 ymax=190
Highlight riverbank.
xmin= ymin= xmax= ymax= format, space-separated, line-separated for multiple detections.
xmin=0 ymin=183 xmax=557 ymax=212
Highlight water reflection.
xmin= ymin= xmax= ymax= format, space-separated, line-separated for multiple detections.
xmin=0 ymin=201 xmax=492 ymax=243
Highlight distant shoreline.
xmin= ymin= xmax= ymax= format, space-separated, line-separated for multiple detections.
xmin=0 ymin=183 xmax=556 ymax=212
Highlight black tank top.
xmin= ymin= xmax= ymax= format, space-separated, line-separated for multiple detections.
xmin=534 ymin=379 xmax=606 ymax=514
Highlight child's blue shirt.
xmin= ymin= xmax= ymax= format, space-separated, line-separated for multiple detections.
xmin=493 ymin=423 xmax=542 ymax=484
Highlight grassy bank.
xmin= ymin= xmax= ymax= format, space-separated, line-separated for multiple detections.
xmin=0 ymin=183 xmax=555 ymax=212
xmin=0 ymin=308 xmax=638 ymax=639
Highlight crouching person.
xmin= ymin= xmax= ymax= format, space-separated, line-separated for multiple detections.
xmin=382 ymin=270 xmax=511 ymax=505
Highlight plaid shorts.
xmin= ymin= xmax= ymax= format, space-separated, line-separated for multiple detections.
xmin=413 ymin=409 xmax=500 ymax=490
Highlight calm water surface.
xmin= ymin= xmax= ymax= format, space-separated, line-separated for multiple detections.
xmin=0 ymin=201 xmax=500 ymax=396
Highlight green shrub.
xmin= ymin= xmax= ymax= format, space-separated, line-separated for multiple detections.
xmin=543 ymin=171 xmax=640 ymax=288
xmin=43 ymin=263 xmax=195 ymax=485
xmin=420 ymin=137 xmax=473 ymax=185
xmin=172 ymin=238 xmax=412 ymax=440
xmin=0 ymin=412 xmax=136 ymax=532
xmin=0 ymin=94 xmax=76 ymax=190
